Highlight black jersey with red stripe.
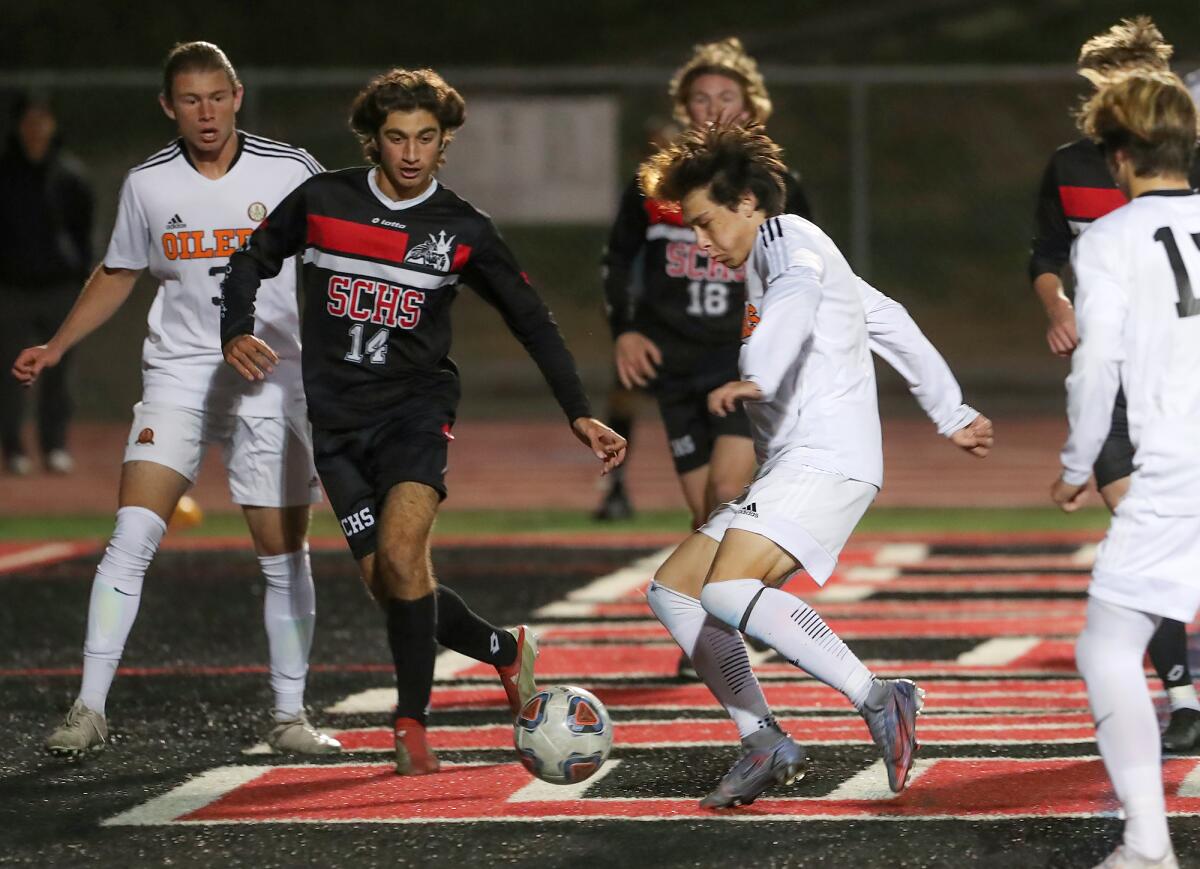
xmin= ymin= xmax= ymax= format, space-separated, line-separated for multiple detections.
xmin=602 ymin=171 xmax=811 ymax=376
xmin=1029 ymin=137 xmax=1200 ymax=280
xmin=221 ymin=167 xmax=591 ymax=429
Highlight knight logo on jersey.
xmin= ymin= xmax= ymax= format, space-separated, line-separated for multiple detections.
xmin=404 ymin=231 xmax=455 ymax=272
xmin=742 ymin=302 xmax=761 ymax=339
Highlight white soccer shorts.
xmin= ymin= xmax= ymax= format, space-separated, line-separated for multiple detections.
xmin=122 ymin=401 xmax=321 ymax=508
xmin=1090 ymin=494 xmax=1200 ymax=623
xmin=700 ymin=463 xmax=877 ymax=586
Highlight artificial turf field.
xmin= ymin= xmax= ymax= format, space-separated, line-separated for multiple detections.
xmin=1 ymin=508 xmax=1198 ymax=868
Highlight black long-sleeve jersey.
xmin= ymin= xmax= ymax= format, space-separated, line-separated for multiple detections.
xmin=602 ymin=171 xmax=811 ymax=378
xmin=1029 ymin=137 xmax=1200 ymax=281
xmin=221 ymin=168 xmax=591 ymax=430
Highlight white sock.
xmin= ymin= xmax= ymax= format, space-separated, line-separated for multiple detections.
xmin=701 ymin=578 xmax=875 ymax=710
xmin=1167 ymin=684 xmax=1200 ymax=713
xmin=646 ymin=581 xmax=777 ymax=740
xmin=79 ymin=506 xmax=167 ymax=716
xmin=260 ymin=547 xmax=315 ymax=720
xmin=1076 ymin=596 xmax=1172 ymax=861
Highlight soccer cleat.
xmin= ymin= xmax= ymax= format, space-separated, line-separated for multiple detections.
xmin=1091 ymin=845 xmax=1179 ymax=868
xmin=394 ymin=717 xmax=440 ymax=775
xmin=861 ymin=678 xmax=924 ymax=793
xmin=45 ymin=449 xmax=74 ymax=475
xmin=44 ymin=700 xmax=108 ymax=757
xmin=497 ymin=626 xmax=539 ymax=716
xmin=1161 ymin=707 xmax=1200 ymax=752
xmin=6 ymin=453 xmax=33 ymax=476
xmin=699 ymin=732 xmax=808 ymax=809
xmin=593 ymin=485 xmax=633 ymax=521
xmin=267 ymin=714 xmax=342 ymax=755
xmin=676 ymin=653 xmax=700 ymax=681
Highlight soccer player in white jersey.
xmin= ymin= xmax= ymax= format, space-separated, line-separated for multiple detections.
xmin=638 ymin=125 xmax=993 ymax=808
xmin=1054 ymin=71 xmax=1200 ymax=869
xmin=11 ymin=42 xmax=340 ymax=756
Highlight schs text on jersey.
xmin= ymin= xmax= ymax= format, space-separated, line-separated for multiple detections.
xmin=326 ymin=275 xmax=424 ymax=329
xmin=664 ymin=241 xmax=745 ymax=282
xmin=161 ymin=228 xmax=255 ymax=260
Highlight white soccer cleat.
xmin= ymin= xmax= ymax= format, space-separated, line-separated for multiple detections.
xmin=45 ymin=449 xmax=74 ymax=474
xmin=267 ymin=714 xmax=342 ymax=755
xmin=1091 ymin=845 xmax=1178 ymax=869
xmin=45 ymin=700 xmax=108 ymax=757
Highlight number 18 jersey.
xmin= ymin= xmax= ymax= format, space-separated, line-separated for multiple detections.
xmin=104 ymin=133 xmax=320 ymax=416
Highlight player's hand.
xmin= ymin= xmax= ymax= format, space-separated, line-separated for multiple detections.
xmin=223 ymin=334 xmax=278 ymax=381
xmin=11 ymin=344 xmax=63 ymax=386
xmin=614 ymin=331 xmax=662 ymax=389
xmin=1046 ymin=307 xmax=1079 ymax=357
xmin=1050 ymin=475 xmax=1088 ymax=512
xmin=571 ymin=417 xmax=628 ymax=475
xmin=708 ymin=380 xmax=763 ymax=417
xmin=950 ymin=413 xmax=994 ymax=458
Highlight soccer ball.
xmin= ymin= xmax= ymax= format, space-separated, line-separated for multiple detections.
xmin=169 ymin=495 xmax=204 ymax=531
xmin=513 ymin=685 xmax=613 ymax=784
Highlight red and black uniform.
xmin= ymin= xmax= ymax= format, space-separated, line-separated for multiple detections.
xmin=222 ymin=168 xmax=591 ymax=558
xmin=603 ymin=171 xmax=810 ymax=474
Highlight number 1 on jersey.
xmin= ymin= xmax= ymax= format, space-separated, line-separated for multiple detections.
xmin=1153 ymin=226 xmax=1200 ymax=318
xmin=345 ymin=324 xmax=389 ymax=364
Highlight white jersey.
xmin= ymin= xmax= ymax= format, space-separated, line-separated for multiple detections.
xmin=740 ymin=214 xmax=976 ymax=486
xmin=1062 ymin=190 xmax=1200 ymax=515
xmin=104 ymin=133 xmax=321 ymax=416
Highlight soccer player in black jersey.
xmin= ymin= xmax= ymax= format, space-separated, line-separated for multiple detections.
xmin=604 ymin=38 xmax=812 ymax=536
xmin=1030 ymin=17 xmax=1200 ymax=752
xmin=221 ymin=68 xmax=626 ymax=774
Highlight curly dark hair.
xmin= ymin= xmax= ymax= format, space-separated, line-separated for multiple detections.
xmin=349 ymin=68 xmax=466 ymax=165
xmin=639 ymin=123 xmax=786 ymax=215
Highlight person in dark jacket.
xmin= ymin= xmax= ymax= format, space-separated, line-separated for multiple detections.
xmin=0 ymin=93 xmax=94 ymax=474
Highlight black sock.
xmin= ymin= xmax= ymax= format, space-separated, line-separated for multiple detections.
xmin=1149 ymin=618 xmax=1193 ymax=689
xmin=386 ymin=593 xmax=438 ymax=725
xmin=436 ymin=585 xmax=517 ymax=667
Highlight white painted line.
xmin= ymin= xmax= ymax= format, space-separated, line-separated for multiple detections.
xmin=0 ymin=542 xmax=78 ymax=574
xmin=507 ymin=759 xmax=622 ymax=802
xmin=325 ymin=687 xmax=395 ymax=715
xmin=103 ymin=766 xmax=265 ymax=826
xmin=955 ymin=637 xmax=1042 ymax=667
xmin=434 ymin=649 xmax=479 ymax=680
xmin=532 ymin=547 xmax=672 ymax=617
xmin=843 ymin=566 xmax=899 ymax=583
xmin=1072 ymin=544 xmax=1098 ymax=567
xmin=818 ymin=758 xmax=935 ymax=801
xmin=1177 ymin=761 xmax=1200 ymax=798
xmin=875 ymin=544 xmax=928 ymax=566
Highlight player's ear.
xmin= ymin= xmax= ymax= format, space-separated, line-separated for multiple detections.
xmin=232 ymin=83 xmax=245 ymax=114
xmin=158 ymin=92 xmax=176 ymax=123
xmin=737 ymin=191 xmax=759 ymax=217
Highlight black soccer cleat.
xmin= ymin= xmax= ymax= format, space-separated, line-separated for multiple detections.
xmin=1162 ymin=708 xmax=1200 ymax=752
xmin=593 ymin=484 xmax=634 ymax=522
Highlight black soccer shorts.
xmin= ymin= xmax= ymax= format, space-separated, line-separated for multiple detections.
xmin=654 ymin=382 xmax=751 ymax=475
xmin=312 ymin=412 xmax=453 ymax=560
xmin=1093 ymin=386 xmax=1134 ymax=489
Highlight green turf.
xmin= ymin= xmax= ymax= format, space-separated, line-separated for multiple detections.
xmin=0 ymin=506 xmax=1111 ymax=542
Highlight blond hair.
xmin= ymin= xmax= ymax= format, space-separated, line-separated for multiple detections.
xmin=669 ymin=38 xmax=772 ymax=126
xmin=1078 ymin=70 xmax=1197 ymax=177
xmin=1077 ymin=16 xmax=1172 ymax=86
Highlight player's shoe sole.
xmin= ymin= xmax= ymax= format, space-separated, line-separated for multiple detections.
xmin=861 ymin=678 xmax=924 ymax=793
xmin=699 ymin=734 xmax=809 ymax=809
xmin=394 ymin=717 xmax=440 ymax=775
xmin=497 ymin=626 xmax=539 ymax=717
xmin=44 ymin=699 xmax=108 ymax=758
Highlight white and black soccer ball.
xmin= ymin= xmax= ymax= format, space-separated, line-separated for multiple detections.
xmin=513 ymin=685 xmax=613 ymax=784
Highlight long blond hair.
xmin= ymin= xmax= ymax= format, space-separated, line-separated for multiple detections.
xmin=669 ymin=38 xmax=772 ymax=127
xmin=1077 ymin=16 xmax=1172 ymax=86
xmin=1078 ymin=70 xmax=1197 ymax=177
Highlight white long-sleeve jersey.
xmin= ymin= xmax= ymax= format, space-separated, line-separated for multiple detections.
xmin=740 ymin=214 xmax=977 ymax=486
xmin=1062 ymin=190 xmax=1200 ymax=515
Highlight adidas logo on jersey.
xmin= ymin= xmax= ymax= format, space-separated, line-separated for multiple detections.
xmin=735 ymin=502 xmax=759 ymax=518
xmin=165 ymin=214 xmax=186 ymax=229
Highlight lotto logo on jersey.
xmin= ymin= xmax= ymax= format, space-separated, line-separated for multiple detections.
xmin=161 ymin=228 xmax=255 ymax=261
xmin=326 ymin=275 xmax=425 ymax=329
xmin=339 ymin=506 xmax=375 ymax=537
xmin=742 ymin=303 xmax=761 ymax=339
xmin=664 ymin=241 xmax=745 ymax=283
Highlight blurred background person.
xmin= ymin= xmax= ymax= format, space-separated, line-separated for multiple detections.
xmin=0 ymin=92 xmax=94 ymax=475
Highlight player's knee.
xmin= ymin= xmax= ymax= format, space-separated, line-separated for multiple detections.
xmin=375 ymin=542 xmax=433 ymax=598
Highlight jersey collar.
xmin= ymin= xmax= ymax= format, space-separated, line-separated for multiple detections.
xmin=1136 ymin=188 xmax=1196 ymax=198
xmin=178 ymin=131 xmax=245 ymax=176
xmin=368 ymin=167 xmax=439 ymax=210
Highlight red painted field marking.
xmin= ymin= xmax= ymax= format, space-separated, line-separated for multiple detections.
xmin=0 ymin=541 xmax=97 ymax=575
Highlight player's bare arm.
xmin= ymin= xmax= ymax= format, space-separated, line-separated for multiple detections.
xmin=222 ymin=334 xmax=279 ymax=382
xmin=1033 ymin=273 xmax=1079 ymax=356
xmin=11 ymin=264 xmax=140 ymax=386
xmin=949 ymin=414 xmax=994 ymax=458
xmin=571 ymin=417 xmax=628 ymax=475
xmin=707 ymin=380 xmax=763 ymax=417
xmin=613 ymin=331 xmax=662 ymax=389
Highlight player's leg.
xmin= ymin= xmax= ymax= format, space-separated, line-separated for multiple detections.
xmin=34 ymin=284 xmax=77 ymax=472
xmin=228 ymin=413 xmax=338 ymax=754
xmin=657 ymin=389 xmax=712 ymax=530
xmin=701 ymin=410 xmax=756 ymax=518
xmin=594 ymin=381 xmax=637 ymax=521
xmin=45 ymin=405 xmax=203 ymax=755
xmin=0 ymin=291 xmax=33 ymax=474
xmin=1076 ymin=596 xmax=1174 ymax=864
